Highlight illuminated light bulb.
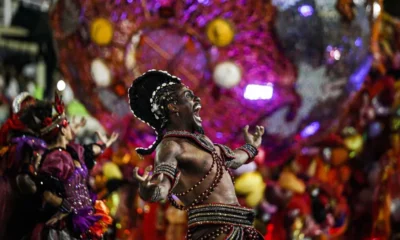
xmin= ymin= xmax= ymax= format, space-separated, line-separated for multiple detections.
xmin=57 ymin=80 xmax=66 ymax=91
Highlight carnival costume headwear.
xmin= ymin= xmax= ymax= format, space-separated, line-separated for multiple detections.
xmin=21 ymin=92 xmax=69 ymax=141
xmin=0 ymin=92 xmax=37 ymax=145
xmin=38 ymin=92 xmax=68 ymax=137
xmin=12 ymin=92 xmax=36 ymax=114
xmin=128 ymin=70 xmax=182 ymax=155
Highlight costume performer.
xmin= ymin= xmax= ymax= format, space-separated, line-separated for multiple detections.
xmin=20 ymin=95 xmax=117 ymax=240
xmin=0 ymin=92 xmax=48 ymax=240
xmin=129 ymin=70 xmax=265 ymax=240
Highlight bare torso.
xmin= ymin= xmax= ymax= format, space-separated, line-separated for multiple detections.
xmin=162 ymin=136 xmax=239 ymax=206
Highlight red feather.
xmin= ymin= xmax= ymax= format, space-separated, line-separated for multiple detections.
xmin=54 ymin=91 xmax=65 ymax=115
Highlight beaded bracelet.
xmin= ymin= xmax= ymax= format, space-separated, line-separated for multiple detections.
xmin=237 ymin=143 xmax=258 ymax=163
xmin=59 ymin=198 xmax=73 ymax=213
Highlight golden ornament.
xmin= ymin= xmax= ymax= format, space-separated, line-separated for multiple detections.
xmin=90 ymin=18 xmax=114 ymax=46
xmin=206 ymin=18 xmax=235 ymax=47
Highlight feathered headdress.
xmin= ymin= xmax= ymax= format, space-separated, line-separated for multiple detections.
xmin=35 ymin=91 xmax=68 ymax=137
xmin=0 ymin=92 xmax=37 ymax=145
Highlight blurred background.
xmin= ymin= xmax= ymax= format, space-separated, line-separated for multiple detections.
xmin=1 ymin=0 xmax=400 ymax=239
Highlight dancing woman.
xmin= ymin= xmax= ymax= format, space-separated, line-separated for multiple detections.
xmin=21 ymin=95 xmax=117 ymax=240
xmin=0 ymin=92 xmax=48 ymax=239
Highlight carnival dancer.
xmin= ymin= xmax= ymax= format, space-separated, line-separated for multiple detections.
xmin=20 ymin=94 xmax=118 ymax=240
xmin=129 ymin=70 xmax=265 ymax=240
xmin=0 ymin=92 xmax=49 ymax=240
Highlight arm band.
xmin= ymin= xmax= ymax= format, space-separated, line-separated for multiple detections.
xmin=237 ymin=143 xmax=259 ymax=164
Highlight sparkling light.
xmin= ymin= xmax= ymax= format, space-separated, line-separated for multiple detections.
xmin=57 ymin=80 xmax=66 ymax=91
xmin=244 ymin=83 xmax=273 ymax=100
xmin=300 ymin=121 xmax=320 ymax=137
xmin=373 ymin=2 xmax=381 ymax=19
xmin=332 ymin=49 xmax=341 ymax=60
xmin=349 ymin=55 xmax=373 ymax=91
xmin=311 ymin=188 xmax=319 ymax=196
xmin=354 ymin=37 xmax=362 ymax=47
xmin=91 ymin=59 xmax=112 ymax=87
xmin=298 ymin=5 xmax=314 ymax=17
xmin=197 ymin=0 xmax=210 ymax=4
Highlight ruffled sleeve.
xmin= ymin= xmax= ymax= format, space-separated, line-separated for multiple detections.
xmin=67 ymin=143 xmax=85 ymax=164
xmin=68 ymin=143 xmax=96 ymax=170
xmin=39 ymin=149 xmax=75 ymax=181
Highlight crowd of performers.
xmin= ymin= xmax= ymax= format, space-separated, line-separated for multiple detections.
xmin=1 ymin=68 xmax=400 ymax=240
xmin=0 ymin=92 xmax=118 ymax=239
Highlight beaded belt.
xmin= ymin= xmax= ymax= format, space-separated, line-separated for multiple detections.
xmin=187 ymin=204 xmax=263 ymax=240
xmin=188 ymin=203 xmax=255 ymax=228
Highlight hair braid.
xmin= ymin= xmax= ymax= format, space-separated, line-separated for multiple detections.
xmin=136 ymin=84 xmax=182 ymax=155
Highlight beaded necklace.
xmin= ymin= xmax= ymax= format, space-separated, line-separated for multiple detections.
xmin=163 ymin=130 xmax=234 ymax=211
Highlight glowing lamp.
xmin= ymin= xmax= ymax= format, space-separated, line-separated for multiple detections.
xmin=57 ymin=80 xmax=66 ymax=91
xmin=213 ymin=61 xmax=241 ymax=89
xmin=298 ymin=5 xmax=314 ymax=17
xmin=91 ymin=59 xmax=112 ymax=87
xmin=300 ymin=122 xmax=320 ymax=137
xmin=244 ymin=83 xmax=273 ymax=100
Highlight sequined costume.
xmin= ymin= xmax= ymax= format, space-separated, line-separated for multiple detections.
xmin=31 ymin=143 xmax=112 ymax=240
xmin=160 ymin=131 xmax=263 ymax=240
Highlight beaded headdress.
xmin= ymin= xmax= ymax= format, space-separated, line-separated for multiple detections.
xmin=128 ymin=70 xmax=182 ymax=154
xmin=34 ymin=92 xmax=68 ymax=137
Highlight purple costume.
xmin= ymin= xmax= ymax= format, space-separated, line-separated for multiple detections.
xmin=31 ymin=143 xmax=110 ymax=240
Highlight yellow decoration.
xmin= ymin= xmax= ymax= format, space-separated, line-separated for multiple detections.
xmin=206 ymin=18 xmax=235 ymax=47
xmin=103 ymin=162 xmax=123 ymax=180
xmin=306 ymin=158 xmax=317 ymax=177
xmin=344 ymin=134 xmax=363 ymax=153
xmin=278 ymin=171 xmax=306 ymax=194
xmin=90 ymin=18 xmax=114 ymax=46
xmin=245 ymin=190 xmax=265 ymax=208
xmin=106 ymin=192 xmax=120 ymax=217
xmin=235 ymin=171 xmax=266 ymax=207
xmin=112 ymin=149 xmax=133 ymax=165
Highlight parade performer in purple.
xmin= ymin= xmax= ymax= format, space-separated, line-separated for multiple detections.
xmin=129 ymin=70 xmax=265 ymax=240
xmin=21 ymin=94 xmax=118 ymax=240
xmin=0 ymin=92 xmax=48 ymax=239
